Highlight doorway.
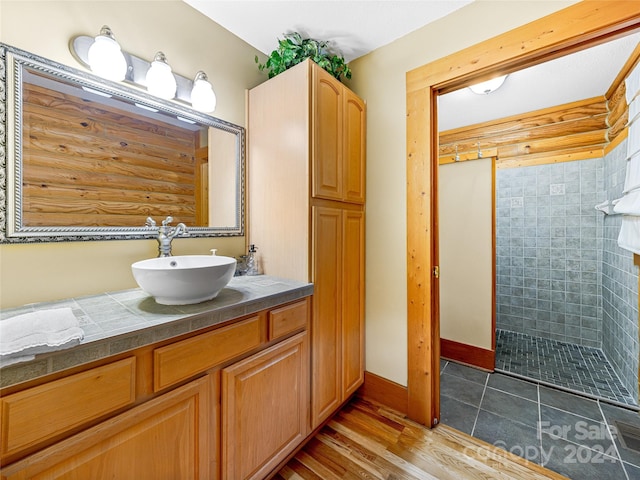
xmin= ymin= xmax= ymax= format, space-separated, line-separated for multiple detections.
xmin=406 ymin=2 xmax=640 ymax=427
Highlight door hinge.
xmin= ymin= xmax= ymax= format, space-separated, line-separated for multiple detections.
xmin=433 ymin=266 xmax=440 ymax=278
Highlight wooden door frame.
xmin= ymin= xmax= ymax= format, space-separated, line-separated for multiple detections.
xmin=406 ymin=1 xmax=640 ymax=427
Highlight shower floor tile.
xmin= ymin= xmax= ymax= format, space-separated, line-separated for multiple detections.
xmin=496 ymin=329 xmax=638 ymax=408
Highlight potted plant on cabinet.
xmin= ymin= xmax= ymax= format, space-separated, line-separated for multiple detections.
xmin=255 ymin=32 xmax=352 ymax=82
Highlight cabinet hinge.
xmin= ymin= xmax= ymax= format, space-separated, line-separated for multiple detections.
xmin=433 ymin=266 xmax=440 ymax=278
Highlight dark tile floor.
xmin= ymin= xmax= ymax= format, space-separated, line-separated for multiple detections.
xmin=496 ymin=329 xmax=637 ymax=408
xmin=440 ymin=360 xmax=640 ymax=480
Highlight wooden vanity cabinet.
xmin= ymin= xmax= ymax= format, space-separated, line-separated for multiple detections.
xmin=0 ymin=297 xmax=310 ymax=480
xmin=248 ymin=59 xmax=366 ymax=430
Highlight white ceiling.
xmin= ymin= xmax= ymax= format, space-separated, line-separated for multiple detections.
xmin=183 ymin=0 xmax=473 ymax=63
xmin=183 ymin=0 xmax=640 ymax=131
xmin=439 ymin=33 xmax=640 ymax=131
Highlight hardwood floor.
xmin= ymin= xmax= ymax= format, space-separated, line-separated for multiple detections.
xmin=274 ymin=397 xmax=567 ymax=479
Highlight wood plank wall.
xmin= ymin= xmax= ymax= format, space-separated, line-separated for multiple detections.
xmin=22 ymin=81 xmax=199 ymax=227
xmin=439 ymin=97 xmax=609 ymax=169
xmin=438 ymin=42 xmax=640 ymax=169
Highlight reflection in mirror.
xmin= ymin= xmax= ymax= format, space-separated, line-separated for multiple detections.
xmin=0 ymin=43 xmax=245 ymax=243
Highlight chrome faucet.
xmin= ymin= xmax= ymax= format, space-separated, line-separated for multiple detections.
xmin=145 ymin=216 xmax=188 ymax=257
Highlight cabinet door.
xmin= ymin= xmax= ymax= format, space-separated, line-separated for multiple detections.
xmin=312 ymin=66 xmax=343 ymax=201
xmin=311 ymin=206 xmax=343 ymax=429
xmin=342 ymin=210 xmax=365 ymax=397
xmin=1 ymin=376 xmax=211 ymax=480
xmin=222 ymin=332 xmax=309 ymax=480
xmin=343 ymin=90 xmax=366 ymax=204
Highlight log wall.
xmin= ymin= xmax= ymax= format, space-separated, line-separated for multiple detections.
xmin=439 ymin=97 xmax=609 ymax=169
xmin=22 ymin=81 xmax=199 ymax=227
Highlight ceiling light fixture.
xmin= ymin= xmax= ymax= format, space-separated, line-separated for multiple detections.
xmin=86 ymin=25 xmax=128 ymax=82
xmin=145 ymin=52 xmax=177 ymax=100
xmin=469 ymin=75 xmax=507 ymax=95
xmin=191 ymin=71 xmax=217 ymax=113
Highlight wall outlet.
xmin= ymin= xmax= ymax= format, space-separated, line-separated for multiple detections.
xmin=511 ymin=197 xmax=524 ymax=208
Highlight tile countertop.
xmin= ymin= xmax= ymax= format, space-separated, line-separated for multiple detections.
xmin=0 ymin=275 xmax=313 ymax=389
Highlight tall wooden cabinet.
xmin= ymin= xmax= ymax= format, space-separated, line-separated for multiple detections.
xmin=248 ymin=59 xmax=365 ymax=429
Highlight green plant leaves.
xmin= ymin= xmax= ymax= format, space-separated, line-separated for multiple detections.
xmin=255 ymin=32 xmax=352 ymax=81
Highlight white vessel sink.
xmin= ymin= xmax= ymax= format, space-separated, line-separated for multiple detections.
xmin=132 ymin=255 xmax=236 ymax=305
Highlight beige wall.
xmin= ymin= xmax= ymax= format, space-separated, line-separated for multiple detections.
xmin=0 ymin=0 xmax=581 ymax=382
xmin=0 ymin=1 xmax=266 ymax=308
xmin=439 ymin=158 xmax=493 ymax=350
xmin=347 ymin=0 xmax=578 ymax=386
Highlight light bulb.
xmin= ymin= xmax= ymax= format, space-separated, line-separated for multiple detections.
xmin=87 ymin=25 xmax=127 ymax=82
xmin=191 ymin=71 xmax=216 ymax=113
xmin=145 ymin=52 xmax=177 ymax=100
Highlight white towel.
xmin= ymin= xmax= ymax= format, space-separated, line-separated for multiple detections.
xmin=617 ymin=63 xmax=640 ymax=255
xmin=626 ymin=63 xmax=640 ymax=104
xmin=614 ymin=189 xmax=640 ymax=215
xmin=595 ymin=200 xmax=615 ymax=215
xmin=629 ymin=97 xmax=640 ymax=127
xmin=628 ymin=121 xmax=640 ymax=160
xmin=618 ymin=215 xmax=640 ymax=256
xmin=0 ymin=308 xmax=84 ymax=366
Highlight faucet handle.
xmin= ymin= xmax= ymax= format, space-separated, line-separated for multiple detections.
xmin=162 ymin=216 xmax=174 ymax=227
xmin=145 ymin=217 xmax=156 ymax=228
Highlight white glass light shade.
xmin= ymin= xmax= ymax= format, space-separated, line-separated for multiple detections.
xmin=87 ymin=26 xmax=127 ymax=82
xmin=146 ymin=52 xmax=177 ymax=100
xmin=469 ymin=75 xmax=507 ymax=95
xmin=191 ymin=71 xmax=216 ymax=113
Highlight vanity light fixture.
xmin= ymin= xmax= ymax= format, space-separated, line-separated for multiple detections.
xmin=191 ymin=71 xmax=217 ymax=113
xmin=469 ymin=75 xmax=507 ymax=95
xmin=145 ymin=52 xmax=177 ymax=100
xmin=86 ymin=26 xmax=128 ymax=82
xmin=70 ymin=28 xmax=217 ymax=112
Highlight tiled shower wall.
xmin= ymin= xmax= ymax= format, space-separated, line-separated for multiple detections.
xmin=602 ymin=138 xmax=639 ymax=401
xmin=496 ymin=159 xmax=604 ymax=347
xmin=496 ymin=148 xmax=640 ymax=403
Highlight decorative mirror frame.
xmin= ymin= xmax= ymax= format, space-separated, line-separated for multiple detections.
xmin=0 ymin=43 xmax=245 ymax=243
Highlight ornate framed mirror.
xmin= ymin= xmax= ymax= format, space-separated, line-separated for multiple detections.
xmin=0 ymin=43 xmax=245 ymax=243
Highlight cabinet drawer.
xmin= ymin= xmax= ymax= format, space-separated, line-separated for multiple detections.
xmin=154 ymin=315 xmax=264 ymax=392
xmin=0 ymin=357 xmax=136 ymax=459
xmin=1 ymin=376 xmax=210 ymax=480
xmin=268 ymin=299 xmax=309 ymax=340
